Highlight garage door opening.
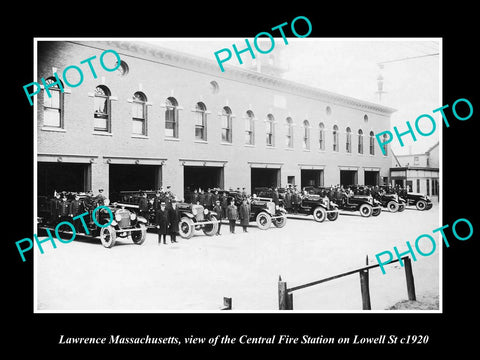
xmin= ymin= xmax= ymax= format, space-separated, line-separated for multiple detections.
xmin=37 ymin=162 xmax=90 ymax=197
xmin=364 ymin=171 xmax=380 ymax=186
xmin=184 ymin=166 xmax=224 ymax=193
xmin=301 ymin=169 xmax=323 ymax=189
xmin=109 ymin=164 xmax=161 ymax=202
xmin=251 ymin=168 xmax=280 ymax=193
xmin=340 ymin=170 xmax=357 ymax=187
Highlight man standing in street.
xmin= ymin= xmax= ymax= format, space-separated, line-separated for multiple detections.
xmin=226 ymin=199 xmax=238 ymax=234
xmin=155 ymin=201 xmax=169 ymax=245
xmin=168 ymin=199 xmax=180 ymax=243
xmin=239 ymin=198 xmax=250 ymax=233
xmin=213 ymin=199 xmax=223 ymax=235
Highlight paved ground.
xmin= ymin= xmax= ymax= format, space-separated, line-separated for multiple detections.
xmin=36 ymin=198 xmax=441 ymax=312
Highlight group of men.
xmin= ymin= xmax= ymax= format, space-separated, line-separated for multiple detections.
xmin=138 ymin=188 xmax=180 ymax=244
xmin=47 ymin=189 xmax=107 ymax=231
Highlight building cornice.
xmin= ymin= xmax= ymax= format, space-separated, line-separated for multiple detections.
xmin=71 ymin=40 xmax=397 ymax=116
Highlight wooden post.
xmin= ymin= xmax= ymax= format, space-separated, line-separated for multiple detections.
xmin=278 ymin=276 xmax=289 ymax=310
xmin=359 ymin=269 xmax=371 ymax=310
xmin=288 ymin=293 xmax=294 ymax=310
xmin=221 ymin=297 xmax=232 ymax=310
xmin=404 ymin=256 xmax=416 ymax=301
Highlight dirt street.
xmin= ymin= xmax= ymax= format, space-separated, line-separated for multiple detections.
xmin=36 ymin=199 xmax=440 ymax=312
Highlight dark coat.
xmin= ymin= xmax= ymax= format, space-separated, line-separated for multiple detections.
xmin=284 ymin=192 xmax=292 ymax=208
xmin=226 ymin=204 xmax=238 ymax=220
xmin=58 ymin=200 xmax=70 ymax=217
xmin=139 ymin=197 xmax=149 ymax=212
xmin=69 ymin=199 xmax=83 ymax=216
xmin=238 ymin=203 xmax=250 ymax=226
xmin=155 ymin=208 xmax=169 ymax=234
xmin=167 ymin=206 xmax=181 ymax=234
xmin=213 ymin=205 xmax=223 ymax=220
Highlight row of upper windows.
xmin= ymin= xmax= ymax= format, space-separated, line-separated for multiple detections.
xmin=41 ymin=80 xmax=388 ymax=156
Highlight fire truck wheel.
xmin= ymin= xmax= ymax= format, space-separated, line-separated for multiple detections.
xmin=100 ymin=226 xmax=117 ymax=248
xmin=256 ymin=212 xmax=272 ymax=230
xmin=312 ymin=207 xmax=327 ymax=222
xmin=131 ymin=223 xmax=147 ymax=244
xmin=179 ymin=217 xmax=194 ymax=239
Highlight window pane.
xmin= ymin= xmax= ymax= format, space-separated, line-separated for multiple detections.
xmin=196 ymin=112 xmax=204 ymax=126
xmin=132 ymin=119 xmax=144 ymax=135
xmin=195 ymin=126 xmax=204 ymax=140
xmin=94 ymin=116 xmax=108 ymax=131
xmin=94 ymin=96 xmax=107 ymax=114
xmin=133 ymin=102 xmax=144 ymax=119
xmin=44 ymin=109 xmax=60 ymax=127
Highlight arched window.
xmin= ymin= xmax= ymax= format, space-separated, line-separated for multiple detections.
xmin=303 ymin=120 xmax=310 ymax=150
xmin=333 ymin=125 xmax=339 ymax=152
xmin=43 ymin=77 xmax=64 ymax=128
xmin=94 ymin=85 xmax=111 ymax=132
xmin=318 ymin=122 xmax=325 ymax=150
xmin=221 ymin=106 xmax=233 ymax=143
xmin=245 ymin=110 xmax=255 ymax=145
xmin=266 ymin=114 xmax=275 ymax=146
xmin=346 ymin=127 xmax=352 ymax=153
xmin=165 ymin=97 xmax=179 ymax=138
xmin=195 ymin=102 xmax=207 ymax=141
xmin=358 ymin=129 xmax=363 ymax=154
xmin=285 ymin=117 xmax=293 ymax=148
xmin=132 ymin=91 xmax=147 ymax=135
xmin=369 ymin=131 xmax=375 ymax=155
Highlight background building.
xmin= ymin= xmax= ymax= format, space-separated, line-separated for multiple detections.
xmin=36 ymin=40 xmax=396 ymax=201
xmin=390 ymin=142 xmax=439 ymax=196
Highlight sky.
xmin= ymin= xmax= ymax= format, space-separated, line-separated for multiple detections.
xmin=142 ymin=38 xmax=441 ymax=156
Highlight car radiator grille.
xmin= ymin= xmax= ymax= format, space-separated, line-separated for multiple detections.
xmin=117 ymin=211 xmax=131 ymax=228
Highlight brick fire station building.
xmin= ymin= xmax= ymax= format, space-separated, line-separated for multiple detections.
xmin=36 ymin=40 xmax=396 ymax=201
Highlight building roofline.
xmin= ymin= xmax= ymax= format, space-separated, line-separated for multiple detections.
xmin=69 ymin=40 xmax=397 ymax=116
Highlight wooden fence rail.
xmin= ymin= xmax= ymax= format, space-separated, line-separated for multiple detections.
xmin=278 ymin=255 xmax=416 ymax=310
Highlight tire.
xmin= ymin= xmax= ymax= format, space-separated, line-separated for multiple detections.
xmin=179 ymin=217 xmax=194 ymax=239
xmin=387 ymin=201 xmax=399 ymax=213
xmin=398 ymin=203 xmax=405 ymax=212
xmin=202 ymin=215 xmax=219 ymax=236
xmin=372 ymin=208 xmax=381 ymax=217
xmin=312 ymin=206 xmax=327 ymax=222
xmin=131 ymin=223 xmax=146 ymax=245
xmin=100 ymin=226 xmax=116 ymax=248
xmin=327 ymin=211 xmax=339 ymax=221
xmin=256 ymin=212 xmax=272 ymax=230
xmin=359 ymin=204 xmax=373 ymax=217
xmin=416 ymin=200 xmax=427 ymax=211
xmin=273 ymin=214 xmax=287 ymax=228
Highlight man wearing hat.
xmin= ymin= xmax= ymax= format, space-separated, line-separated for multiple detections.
xmin=69 ymin=193 xmax=84 ymax=233
xmin=213 ymin=199 xmax=223 ymax=235
xmin=167 ymin=199 xmax=180 ymax=243
xmin=155 ymin=201 xmax=169 ymax=244
xmin=95 ymin=189 xmax=106 ymax=206
xmin=138 ymin=192 xmax=149 ymax=221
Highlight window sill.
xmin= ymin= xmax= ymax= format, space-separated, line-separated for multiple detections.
xmin=265 ymin=145 xmax=276 ymax=149
xmin=92 ymin=131 xmax=113 ymax=136
xmin=164 ymin=137 xmax=180 ymax=142
xmin=244 ymin=144 xmax=255 ymax=148
xmin=303 ymin=149 xmax=311 ymax=152
xmin=131 ymin=134 xmax=149 ymax=139
xmin=284 ymin=147 xmax=294 ymax=151
xmin=194 ymin=140 xmax=208 ymax=144
xmin=221 ymin=142 xmax=233 ymax=146
xmin=41 ymin=126 xmax=66 ymax=133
